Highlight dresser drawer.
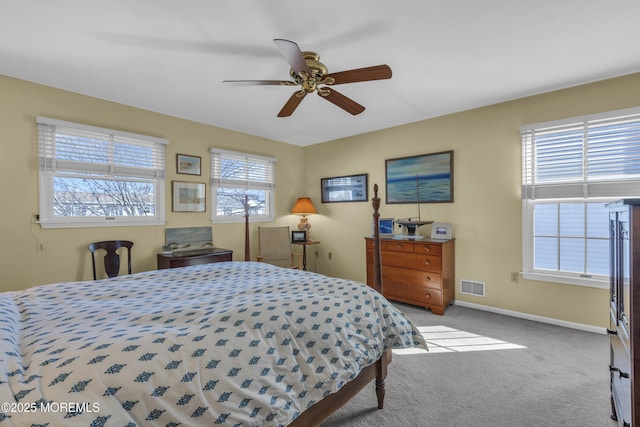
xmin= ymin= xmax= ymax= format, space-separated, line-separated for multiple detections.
xmin=167 ymin=252 xmax=231 ymax=268
xmin=382 ymin=240 xmax=415 ymax=253
xmin=382 ymin=265 xmax=442 ymax=290
xmin=383 ymin=279 xmax=444 ymax=307
xmin=157 ymin=248 xmax=233 ymax=269
xmin=414 ymin=243 xmax=442 ymax=256
xmin=382 ymin=251 xmax=442 ymax=273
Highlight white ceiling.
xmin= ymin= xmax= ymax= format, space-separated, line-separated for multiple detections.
xmin=2 ymin=1 xmax=640 ymax=146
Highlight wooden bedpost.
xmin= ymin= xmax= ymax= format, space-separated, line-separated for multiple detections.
xmin=244 ymin=195 xmax=250 ymax=261
xmin=372 ymin=184 xmax=382 ymax=295
xmin=372 ymin=183 xmax=388 ymax=409
xmin=287 ymin=184 xmax=390 ymax=426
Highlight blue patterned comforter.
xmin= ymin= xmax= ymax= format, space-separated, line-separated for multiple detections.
xmin=0 ymin=261 xmax=426 ymax=426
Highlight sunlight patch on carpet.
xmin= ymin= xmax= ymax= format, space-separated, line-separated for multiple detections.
xmin=395 ymin=325 xmax=526 ymax=355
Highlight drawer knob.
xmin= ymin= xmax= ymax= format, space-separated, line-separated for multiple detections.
xmin=395 ymin=244 xmax=403 ymax=250
xmin=424 ymin=246 xmax=431 ymax=252
xmin=424 ymin=293 xmax=431 ymax=298
xmin=424 ymin=260 xmax=430 ymax=266
xmin=424 ymin=276 xmax=431 ymax=282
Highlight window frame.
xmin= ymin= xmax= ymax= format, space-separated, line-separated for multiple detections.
xmin=521 ymin=198 xmax=613 ymax=288
xmin=210 ymin=148 xmax=276 ymax=224
xmin=520 ymin=107 xmax=640 ymax=288
xmin=37 ymin=116 xmax=168 ymax=229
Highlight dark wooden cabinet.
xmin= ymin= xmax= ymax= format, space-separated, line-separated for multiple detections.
xmin=365 ymin=237 xmax=455 ymax=315
xmin=608 ymin=199 xmax=640 ymax=426
xmin=157 ymin=248 xmax=233 ymax=269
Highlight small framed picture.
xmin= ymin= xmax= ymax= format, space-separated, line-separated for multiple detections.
xmin=430 ymin=222 xmax=453 ymax=240
xmin=377 ymin=218 xmax=395 ymax=235
xmin=291 ymin=230 xmax=307 ymax=243
xmin=172 ymin=181 xmax=206 ymax=212
xmin=176 ymin=154 xmax=202 ymax=176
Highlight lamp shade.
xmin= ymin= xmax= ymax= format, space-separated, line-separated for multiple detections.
xmin=291 ymin=197 xmax=317 ymax=215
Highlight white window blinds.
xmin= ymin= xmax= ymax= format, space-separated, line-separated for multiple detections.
xmin=38 ymin=116 xmax=167 ymax=178
xmin=210 ymin=148 xmax=276 ymax=190
xmin=521 ymin=107 xmax=640 ymax=200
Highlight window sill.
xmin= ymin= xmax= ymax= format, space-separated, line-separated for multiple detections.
xmin=211 ymin=216 xmax=274 ymax=224
xmin=38 ymin=218 xmax=165 ymax=229
xmin=522 ymin=271 xmax=608 ymax=290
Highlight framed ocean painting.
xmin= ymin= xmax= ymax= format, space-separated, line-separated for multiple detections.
xmin=385 ymin=150 xmax=453 ymax=204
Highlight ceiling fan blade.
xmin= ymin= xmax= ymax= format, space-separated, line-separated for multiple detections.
xmin=273 ymin=39 xmax=312 ymax=77
xmin=223 ymin=80 xmax=295 ymax=86
xmin=318 ymin=88 xmax=365 ymax=115
xmin=278 ymin=91 xmax=307 ymax=117
xmin=324 ymin=65 xmax=392 ymax=85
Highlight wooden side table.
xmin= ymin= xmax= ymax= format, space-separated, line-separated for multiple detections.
xmin=291 ymin=240 xmax=319 ymax=271
xmin=157 ymin=247 xmax=233 ymax=269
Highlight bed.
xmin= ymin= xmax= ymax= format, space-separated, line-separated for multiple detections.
xmin=0 ymin=184 xmax=426 ymax=426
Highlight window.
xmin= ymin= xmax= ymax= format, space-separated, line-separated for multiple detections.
xmin=37 ymin=116 xmax=167 ymax=228
xmin=520 ymin=107 xmax=640 ymax=287
xmin=210 ymin=148 xmax=276 ymax=223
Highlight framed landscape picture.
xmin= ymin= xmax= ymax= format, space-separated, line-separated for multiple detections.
xmin=172 ymin=181 xmax=206 ymax=212
xmin=385 ymin=150 xmax=453 ymax=204
xmin=320 ymin=173 xmax=368 ymax=203
xmin=176 ymin=154 xmax=201 ymax=176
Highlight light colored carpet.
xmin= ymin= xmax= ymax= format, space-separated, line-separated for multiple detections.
xmin=322 ymin=303 xmax=615 ymax=427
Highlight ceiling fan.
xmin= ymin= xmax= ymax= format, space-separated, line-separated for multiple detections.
xmin=223 ymin=39 xmax=392 ymax=117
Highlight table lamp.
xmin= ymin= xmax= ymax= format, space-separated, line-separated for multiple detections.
xmin=291 ymin=197 xmax=317 ymax=239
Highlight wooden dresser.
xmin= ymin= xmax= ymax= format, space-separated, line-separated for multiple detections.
xmin=157 ymin=248 xmax=233 ymax=269
xmin=608 ymin=200 xmax=640 ymax=426
xmin=365 ymin=237 xmax=455 ymax=315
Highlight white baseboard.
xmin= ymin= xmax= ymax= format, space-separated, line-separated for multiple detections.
xmin=453 ymin=300 xmax=607 ymax=335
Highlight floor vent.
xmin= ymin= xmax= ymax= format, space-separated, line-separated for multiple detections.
xmin=460 ymin=279 xmax=485 ymax=297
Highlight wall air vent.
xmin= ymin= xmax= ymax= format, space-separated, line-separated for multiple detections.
xmin=460 ymin=279 xmax=485 ymax=297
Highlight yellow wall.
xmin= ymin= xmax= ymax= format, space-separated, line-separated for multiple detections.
xmin=2 ymin=72 xmax=639 ymax=328
xmin=0 ymin=75 xmax=305 ymax=289
xmin=304 ymin=72 xmax=640 ymax=328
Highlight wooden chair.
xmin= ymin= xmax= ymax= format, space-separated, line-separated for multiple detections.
xmin=88 ymin=240 xmax=133 ymax=280
xmin=257 ymin=227 xmax=303 ymax=269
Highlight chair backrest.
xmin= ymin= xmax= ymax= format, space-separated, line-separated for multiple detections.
xmin=258 ymin=227 xmax=293 ymax=268
xmin=88 ymin=240 xmax=133 ymax=280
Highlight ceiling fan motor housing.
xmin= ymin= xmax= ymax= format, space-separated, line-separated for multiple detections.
xmin=290 ymin=51 xmax=329 ymax=93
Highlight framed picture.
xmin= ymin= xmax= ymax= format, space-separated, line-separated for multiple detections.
xmin=176 ymin=154 xmax=201 ymax=176
xmin=385 ymin=150 xmax=453 ymax=204
xmin=320 ymin=173 xmax=368 ymax=203
xmin=430 ymin=222 xmax=453 ymax=240
xmin=172 ymin=181 xmax=206 ymax=212
xmin=291 ymin=230 xmax=307 ymax=243
xmin=377 ymin=218 xmax=395 ymax=235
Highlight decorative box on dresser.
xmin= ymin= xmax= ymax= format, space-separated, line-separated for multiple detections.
xmin=608 ymin=199 xmax=640 ymax=426
xmin=365 ymin=237 xmax=455 ymax=315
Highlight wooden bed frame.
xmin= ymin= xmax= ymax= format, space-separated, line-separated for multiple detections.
xmin=242 ymin=185 xmax=389 ymax=426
